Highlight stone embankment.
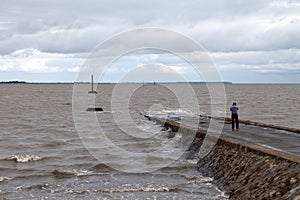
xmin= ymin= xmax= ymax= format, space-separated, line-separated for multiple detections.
xmin=196 ymin=139 xmax=300 ymax=200
xmin=146 ymin=114 xmax=300 ymax=200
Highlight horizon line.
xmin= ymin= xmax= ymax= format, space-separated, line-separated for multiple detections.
xmin=1 ymin=81 xmax=300 ymax=85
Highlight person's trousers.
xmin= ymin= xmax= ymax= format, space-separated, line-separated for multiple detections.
xmin=231 ymin=113 xmax=239 ymax=130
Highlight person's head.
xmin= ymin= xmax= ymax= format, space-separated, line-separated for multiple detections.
xmin=232 ymin=102 xmax=237 ymax=106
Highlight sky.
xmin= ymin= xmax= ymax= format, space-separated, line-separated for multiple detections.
xmin=0 ymin=0 xmax=300 ymax=83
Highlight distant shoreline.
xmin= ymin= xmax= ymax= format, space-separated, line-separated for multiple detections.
xmin=0 ymin=81 xmax=27 ymax=84
xmin=0 ymin=81 xmax=233 ymax=84
xmin=0 ymin=81 xmax=299 ymax=85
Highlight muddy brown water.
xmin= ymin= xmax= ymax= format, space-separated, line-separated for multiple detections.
xmin=0 ymin=83 xmax=299 ymax=199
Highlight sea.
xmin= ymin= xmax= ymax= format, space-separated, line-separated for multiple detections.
xmin=0 ymin=83 xmax=299 ymax=199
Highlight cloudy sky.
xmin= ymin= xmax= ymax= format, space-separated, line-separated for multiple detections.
xmin=0 ymin=0 xmax=300 ymax=83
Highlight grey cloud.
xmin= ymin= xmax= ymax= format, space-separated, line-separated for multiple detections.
xmin=211 ymin=49 xmax=300 ymax=65
xmin=1 ymin=0 xmax=299 ymax=55
xmin=0 ymin=0 xmax=300 ymax=83
xmin=0 ymin=0 xmax=300 ymax=54
xmin=0 ymin=20 xmax=124 ymax=54
xmin=185 ymin=16 xmax=300 ymax=52
xmin=210 ymin=49 xmax=300 ymax=73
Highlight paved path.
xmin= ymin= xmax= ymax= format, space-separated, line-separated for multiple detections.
xmin=144 ymin=113 xmax=300 ymax=163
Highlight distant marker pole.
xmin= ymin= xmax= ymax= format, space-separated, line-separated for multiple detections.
xmin=87 ymin=74 xmax=102 ymax=111
xmin=91 ymin=75 xmax=93 ymax=92
xmin=88 ymin=74 xmax=97 ymax=94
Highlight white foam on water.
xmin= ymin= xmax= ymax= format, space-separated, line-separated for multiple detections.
xmin=52 ymin=168 xmax=109 ymax=178
xmin=0 ymin=176 xmax=12 ymax=182
xmin=73 ymin=169 xmax=108 ymax=177
xmin=7 ymin=154 xmax=43 ymax=163
xmin=186 ymin=159 xmax=198 ymax=165
xmin=146 ymin=108 xmax=197 ymax=118
xmin=136 ymin=120 xmax=162 ymax=134
xmin=101 ymin=184 xmax=176 ymax=193
xmin=162 ymin=109 xmax=195 ymax=115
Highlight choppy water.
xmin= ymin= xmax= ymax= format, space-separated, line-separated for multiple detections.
xmin=0 ymin=83 xmax=299 ymax=199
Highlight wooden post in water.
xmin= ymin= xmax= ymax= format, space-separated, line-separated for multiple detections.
xmin=91 ymin=75 xmax=93 ymax=91
xmin=88 ymin=75 xmax=97 ymax=94
xmin=86 ymin=74 xmax=102 ymax=111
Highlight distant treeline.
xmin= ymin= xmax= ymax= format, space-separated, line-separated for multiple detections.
xmin=0 ymin=81 xmax=26 ymax=84
xmin=102 ymin=81 xmax=233 ymax=84
xmin=0 ymin=81 xmax=233 ymax=84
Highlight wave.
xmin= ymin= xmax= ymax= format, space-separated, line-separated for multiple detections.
xmin=145 ymin=109 xmax=197 ymax=118
xmin=23 ymin=183 xmax=50 ymax=190
xmin=75 ymin=169 xmax=108 ymax=177
xmin=91 ymin=163 xmax=113 ymax=171
xmin=163 ymin=109 xmax=195 ymax=115
xmin=136 ymin=120 xmax=162 ymax=134
xmin=100 ymin=184 xmax=178 ymax=193
xmin=52 ymin=169 xmax=108 ymax=178
xmin=4 ymin=154 xmax=43 ymax=163
xmin=186 ymin=159 xmax=198 ymax=164
xmin=0 ymin=176 xmax=12 ymax=182
xmin=10 ymin=174 xmax=50 ymax=182
xmin=160 ymin=164 xmax=197 ymax=171
xmin=51 ymin=169 xmax=74 ymax=178
xmin=149 ymin=172 xmax=213 ymax=184
xmin=175 ymin=174 xmax=213 ymax=183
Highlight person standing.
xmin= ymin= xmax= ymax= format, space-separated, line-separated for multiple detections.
xmin=230 ymin=102 xmax=239 ymax=131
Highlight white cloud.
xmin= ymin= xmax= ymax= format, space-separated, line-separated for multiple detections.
xmin=67 ymin=66 xmax=80 ymax=72
xmin=0 ymin=64 xmax=13 ymax=72
xmin=120 ymin=63 xmax=187 ymax=82
xmin=0 ymin=48 xmax=82 ymax=73
xmin=270 ymin=1 xmax=300 ymax=8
